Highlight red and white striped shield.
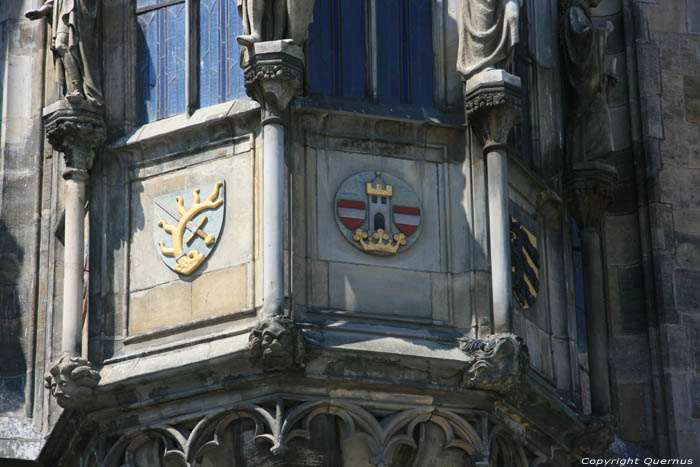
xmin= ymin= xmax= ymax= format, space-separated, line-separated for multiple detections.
xmin=393 ymin=206 xmax=421 ymax=236
xmin=337 ymin=199 xmax=366 ymax=230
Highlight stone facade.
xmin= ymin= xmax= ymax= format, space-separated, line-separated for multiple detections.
xmin=0 ymin=0 xmax=698 ymax=465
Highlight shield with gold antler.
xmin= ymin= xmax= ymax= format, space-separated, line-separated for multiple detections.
xmin=152 ymin=181 xmax=225 ymax=276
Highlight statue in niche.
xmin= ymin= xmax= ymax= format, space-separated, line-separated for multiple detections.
xmin=236 ymin=0 xmax=315 ymax=47
xmin=561 ymin=0 xmax=616 ymax=162
xmin=25 ymin=0 xmax=103 ymax=107
xmin=457 ymin=0 xmax=522 ymax=81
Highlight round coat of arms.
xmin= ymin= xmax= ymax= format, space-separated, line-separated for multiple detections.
xmin=334 ymin=171 xmax=422 ymax=255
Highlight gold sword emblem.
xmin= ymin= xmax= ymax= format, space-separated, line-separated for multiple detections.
xmin=156 ymin=181 xmax=224 ymax=275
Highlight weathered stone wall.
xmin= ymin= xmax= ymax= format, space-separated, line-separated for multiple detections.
xmin=611 ymin=0 xmax=700 ymax=458
xmin=0 ymin=0 xmax=48 ymax=459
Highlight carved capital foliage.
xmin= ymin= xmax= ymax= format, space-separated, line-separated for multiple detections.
xmin=249 ymin=315 xmax=305 ymax=371
xmin=44 ymin=356 xmax=100 ymax=409
xmin=564 ymin=162 xmax=619 ymax=230
xmin=43 ymin=100 xmax=105 ymax=175
xmin=459 ymin=333 xmax=530 ymax=394
xmin=569 ymin=414 xmax=616 ymax=460
xmin=243 ymin=41 xmax=304 ymax=123
xmin=463 ymin=70 xmax=522 ymax=147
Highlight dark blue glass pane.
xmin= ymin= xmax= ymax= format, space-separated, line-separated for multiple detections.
xmin=408 ymin=0 xmax=433 ymax=106
xmin=199 ymin=0 xmax=244 ymax=107
xmin=165 ymin=4 xmax=187 ymax=117
xmin=136 ymin=3 xmax=186 ymax=123
xmin=137 ymin=11 xmax=158 ymax=123
xmin=377 ymin=0 xmax=403 ymax=104
xmin=308 ymin=0 xmax=333 ymax=96
xmin=377 ymin=0 xmax=433 ymax=106
xmin=308 ymin=0 xmax=365 ymax=100
xmin=338 ymin=0 xmax=366 ymax=99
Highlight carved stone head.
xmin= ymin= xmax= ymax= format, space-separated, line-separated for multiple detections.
xmin=44 ymin=356 xmax=100 ymax=408
xmin=249 ymin=316 xmax=305 ymax=371
xmin=460 ymin=334 xmax=529 ymax=394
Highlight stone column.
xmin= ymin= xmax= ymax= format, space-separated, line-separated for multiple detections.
xmin=564 ymin=162 xmax=618 ymax=415
xmin=243 ymin=41 xmax=305 ymax=370
xmin=463 ymin=70 xmax=522 ymax=334
xmin=42 ymin=100 xmax=104 ymax=408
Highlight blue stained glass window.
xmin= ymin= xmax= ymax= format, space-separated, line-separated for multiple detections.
xmin=308 ymin=0 xmax=433 ymax=107
xmin=377 ymin=0 xmax=433 ymax=106
xmin=308 ymin=0 xmax=366 ymax=99
xmin=137 ymin=1 xmax=186 ymax=123
xmin=199 ymin=0 xmax=246 ymax=107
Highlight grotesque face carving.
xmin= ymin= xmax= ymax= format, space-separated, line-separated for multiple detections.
xmin=44 ymin=356 xmax=100 ymax=408
xmin=249 ymin=317 xmax=304 ymax=371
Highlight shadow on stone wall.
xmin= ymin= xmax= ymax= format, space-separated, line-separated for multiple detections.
xmin=0 ymin=219 xmax=27 ymax=413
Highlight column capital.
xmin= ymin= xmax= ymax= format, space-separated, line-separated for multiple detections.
xmin=44 ymin=356 xmax=100 ymax=410
xmin=243 ymin=40 xmax=305 ymax=125
xmin=564 ymin=162 xmax=619 ymax=230
xmin=43 ymin=99 xmax=105 ymax=177
xmin=463 ymin=69 xmax=522 ymax=148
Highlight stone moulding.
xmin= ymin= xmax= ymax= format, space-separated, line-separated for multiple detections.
xmin=458 ymin=333 xmax=530 ymax=394
xmin=249 ymin=315 xmax=306 ymax=371
xmin=44 ymin=356 xmax=101 ymax=409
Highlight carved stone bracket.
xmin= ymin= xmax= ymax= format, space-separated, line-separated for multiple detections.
xmin=569 ymin=414 xmax=616 ymax=460
xmin=564 ymin=161 xmax=619 ymax=230
xmin=43 ymin=99 xmax=105 ymax=176
xmin=243 ymin=40 xmax=304 ymax=124
xmin=249 ymin=315 xmax=305 ymax=371
xmin=44 ymin=356 xmax=100 ymax=409
xmin=463 ymin=69 xmax=522 ymax=147
xmin=459 ymin=333 xmax=530 ymax=394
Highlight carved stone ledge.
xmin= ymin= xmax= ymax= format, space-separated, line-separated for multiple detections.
xmin=563 ymin=161 xmax=619 ymax=230
xmin=43 ymin=99 xmax=105 ymax=175
xmin=243 ymin=40 xmax=304 ymax=124
xmin=44 ymin=356 xmax=101 ymax=409
xmin=463 ymin=69 xmax=522 ymax=147
xmin=459 ymin=333 xmax=529 ymax=394
xmin=249 ymin=315 xmax=305 ymax=371
xmin=569 ymin=414 xmax=616 ymax=460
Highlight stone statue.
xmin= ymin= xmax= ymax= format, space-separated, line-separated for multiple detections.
xmin=561 ymin=0 xmax=615 ymax=162
xmin=457 ymin=0 xmax=522 ymax=81
xmin=236 ymin=0 xmax=315 ymax=47
xmin=249 ymin=316 xmax=305 ymax=371
xmin=25 ymin=0 xmax=103 ymax=107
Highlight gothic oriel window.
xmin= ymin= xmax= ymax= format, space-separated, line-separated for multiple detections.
xmin=307 ymin=0 xmax=434 ymax=106
xmin=136 ymin=0 xmax=246 ymax=123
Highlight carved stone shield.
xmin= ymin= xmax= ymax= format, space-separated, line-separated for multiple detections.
xmin=153 ymin=181 xmax=225 ymax=276
xmin=510 ymin=217 xmax=539 ymax=309
xmin=334 ymin=171 xmax=422 ymax=256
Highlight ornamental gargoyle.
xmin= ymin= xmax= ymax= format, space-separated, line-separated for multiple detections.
xmin=153 ymin=181 xmax=225 ymax=276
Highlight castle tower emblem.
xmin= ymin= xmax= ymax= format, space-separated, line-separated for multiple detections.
xmin=335 ymin=171 xmax=421 ymax=255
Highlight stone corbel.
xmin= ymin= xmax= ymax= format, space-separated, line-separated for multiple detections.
xmin=568 ymin=414 xmax=616 ymax=460
xmin=563 ymin=161 xmax=618 ymax=231
xmin=458 ymin=333 xmax=529 ymax=394
xmin=44 ymin=356 xmax=101 ymax=410
xmin=249 ymin=315 xmax=306 ymax=371
xmin=243 ymin=41 xmax=304 ymax=124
